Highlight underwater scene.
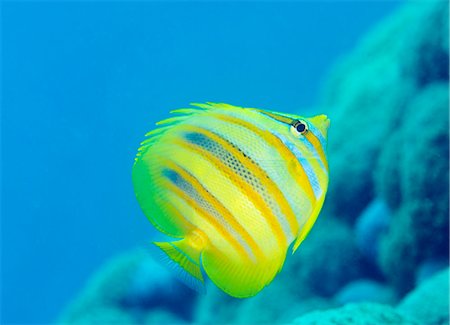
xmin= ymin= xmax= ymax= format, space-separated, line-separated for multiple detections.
xmin=2 ymin=0 xmax=449 ymax=324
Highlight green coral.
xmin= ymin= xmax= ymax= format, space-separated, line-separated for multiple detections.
xmin=397 ymin=268 xmax=449 ymax=325
xmin=377 ymin=83 xmax=449 ymax=293
xmin=144 ymin=309 xmax=186 ymax=325
xmin=194 ymin=284 xmax=243 ymax=324
xmin=315 ymin=0 xmax=449 ymax=295
xmin=234 ymin=283 xmax=334 ymax=324
xmin=59 ymin=307 xmax=135 ymax=325
xmin=291 ymin=303 xmax=418 ymax=325
xmin=59 ymin=250 xmax=147 ymax=324
xmin=59 ymin=249 xmax=196 ymax=325
xmin=194 ymin=278 xmax=335 ymax=324
xmin=321 ymin=0 xmax=448 ymax=222
xmin=284 ymin=217 xmax=364 ymax=297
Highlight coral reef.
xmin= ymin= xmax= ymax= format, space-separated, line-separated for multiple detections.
xmin=280 ymin=217 xmax=364 ymax=298
xmin=334 ymin=279 xmax=398 ymax=306
xmin=415 ymin=258 xmax=449 ymax=284
xmin=144 ymin=309 xmax=186 ymax=325
xmin=291 ymin=303 xmax=418 ymax=325
xmin=234 ymin=283 xmax=334 ymax=324
xmin=397 ymin=268 xmax=449 ymax=325
xmin=59 ymin=249 xmax=196 ymax=324
xmin=194 ymin=284 xmax=243 ymax=324
xmin=354 ymin=199 xmax=391 ymax=264
xmin=318 ymin=0 xmax=449 ymax=295
xmin=378 ymin=83 xmax=449 ymax=293
xmin=322 ymin=0 xmax=449 ymax=223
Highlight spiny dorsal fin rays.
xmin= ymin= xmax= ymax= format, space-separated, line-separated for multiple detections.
xmin=144 ymin=126 xmax=172 ymax=137
xmin=137 ymin=102 xmax=267 ymax=161
xmin=156 ymin=116 xmax=187 ymax=126
xmin=170 ymin=108 xmax=202 ymax=115
xmin=189 ymin=102 xmax=214 ymax=110
xmin=139 ymin=106 xmax=207 ymax=154
xmin=191 ymin=102 xmax=244 ymax=111
xmin=141 ymin=102 xmax=234 ymax=147
xmin=192 ymin=102 xmax=305 ymax=125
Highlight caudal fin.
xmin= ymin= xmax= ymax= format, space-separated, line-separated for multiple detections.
xmin=153 ymin=238 xmax=205 ymax=293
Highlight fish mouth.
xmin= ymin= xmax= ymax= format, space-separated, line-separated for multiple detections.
xmin=317 ymin=114 xmax=330 ymax=129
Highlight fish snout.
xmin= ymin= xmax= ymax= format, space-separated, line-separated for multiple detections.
xmin=310 ymin=114 xmax=330 ymax=138
xmin=317 ymin=114 xmax=330 ymax=129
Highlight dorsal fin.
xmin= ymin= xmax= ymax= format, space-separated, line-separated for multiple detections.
xmin=134 ymin=102 xmax=247 ymax=162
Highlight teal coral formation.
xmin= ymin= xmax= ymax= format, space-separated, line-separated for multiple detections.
xmin=354 ymin=199 xmax=391 ymax=264
xmin=59 ymin=249 xmax=197 ymax=324
xmin=322 ymin=0 xmax=449 ymax=223
xmin=334 ymin=279 xmax=398 ymax=306
xmin=280 ymin=217 xmax=364 ymax=298
xmin=397 ymin=268 xmax=449 ymax=325
xmin=290 ymin=268 xmax=449 ymax=325
xmin=59 ymin=0 xmax=449 ymax=324
xmin=291 ymin=303 xmax=418 ymax=325
xmin=321 ymin=0 xmax=449 ymax=294
xmin=377 ymin=82 xmax=449 ymax=293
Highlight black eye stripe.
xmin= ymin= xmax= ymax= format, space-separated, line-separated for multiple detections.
xmin=292 ymin=120 xmax=308 ymax=134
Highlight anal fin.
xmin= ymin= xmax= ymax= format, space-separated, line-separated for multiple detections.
xmin=152 ymin=233 xmax=206 ymax=293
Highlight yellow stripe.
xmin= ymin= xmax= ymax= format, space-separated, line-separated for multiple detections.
xmin=196 ymin=129 xmax=300 ymax=237
xmin=161 ymin=191 xmax=222 ymax=253
xmin=162 ymin=200 xmax=196 ymax=234
xmin=162 ymin=178 xmax=251 ymax=261
xmin=305 ymin=132 xmax=328 ymax=171
xmin=210 ymin=112 xmax=317 ymax=210
xmin=164 ymin=160 xmax=265 ymax=262
xmin=164 ymin=142 xmax=282 ymax=257
xmin=174 ymin=126 xmax=289 ymax=248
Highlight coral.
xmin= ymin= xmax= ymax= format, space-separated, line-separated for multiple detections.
xmin=415 ymin=258 xmax=449 ymax=285
xmin=291 ymin=303 xmax=418 ymax=325
xmin=375 ymin=130 xmax=405 ymax=210
xmin=234 ymin=280 xmax=301 ymax=324
xmin=314 ymin=0 xmax=449 ymax=295
xmin=321 ymin=0 xmax=449 ymax=223
xmin=144 ymin=309 xmax=186 ymax=325
xmin=59 ymin=307 xmax=135 ymax=325
xmin=378 ymin=205 xmax=418 ymax=294
xmin=334 ymin=279 xmax=398 ymax=306
xmin=397 ymin=84 xmax=449 ymax=258
xmin=194 ymin=276 xmax=335 ymax=324
xmin=235 ymin=283 xmax=334 ymax=324
xmin=354 ymin=198 xmax=391 ymax=264
xmin=397 ymin=268 xmax=449 ymax=325
xmin=281 ymin=217 xmax=364 ymax=298
xmin=377 ymin=83 xmax=449 ymax=294
xmin=193 ymin=283 xmax=243 ymax=324
xmin=59 ymin=249 xmax=198 ymax=324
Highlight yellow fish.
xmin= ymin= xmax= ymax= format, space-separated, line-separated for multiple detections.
xmin=132 ymin=102 xmax=330 ymax=297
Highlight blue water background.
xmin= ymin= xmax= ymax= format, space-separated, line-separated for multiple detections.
xmin=2 ymin=1 xmax=403 ymax=324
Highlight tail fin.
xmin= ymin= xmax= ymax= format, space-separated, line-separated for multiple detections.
xmin=153 ymin=238 xmax=205 ymax=293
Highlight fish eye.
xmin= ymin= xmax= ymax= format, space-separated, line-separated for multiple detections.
xmin=290 ymin=120 xmax=309 ymax=137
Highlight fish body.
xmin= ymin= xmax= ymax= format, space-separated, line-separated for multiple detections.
xmin=132 ymin=102 xmax=330 ymax=297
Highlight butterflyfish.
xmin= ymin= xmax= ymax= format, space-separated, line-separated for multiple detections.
xmin=132 ymin=102 xmax=330 ymax=298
